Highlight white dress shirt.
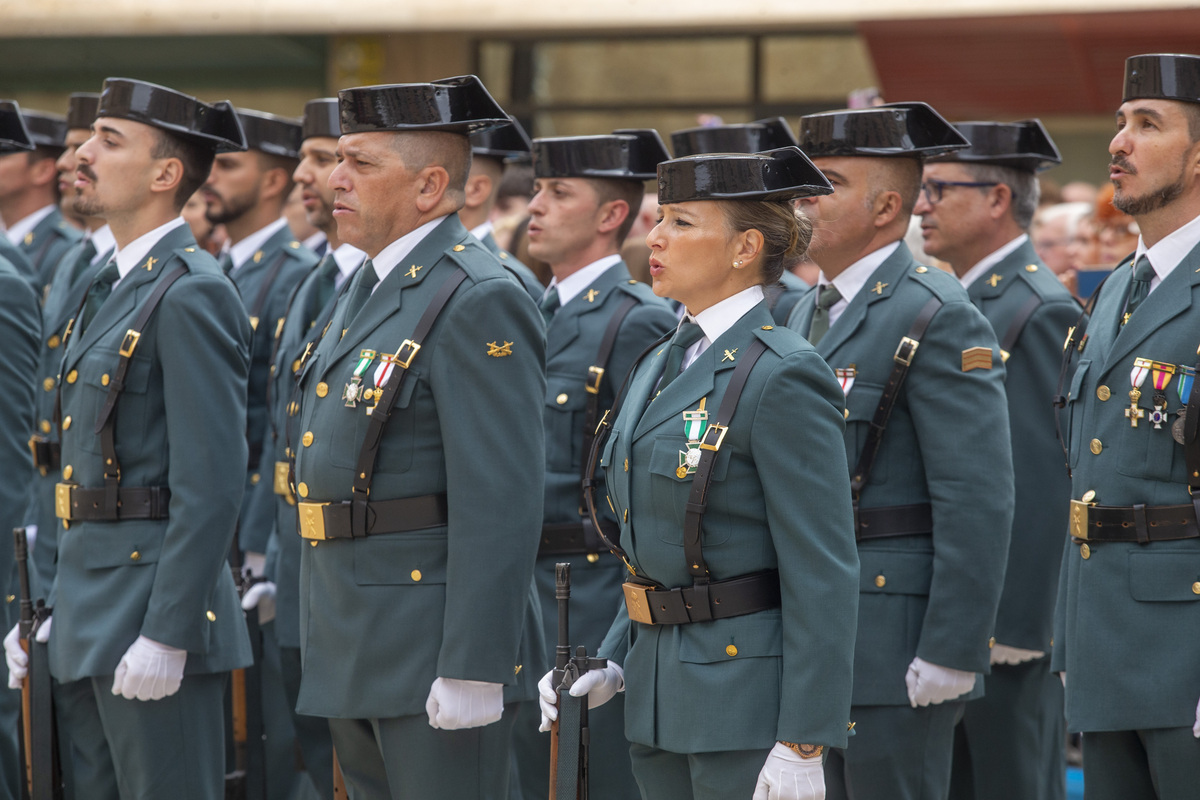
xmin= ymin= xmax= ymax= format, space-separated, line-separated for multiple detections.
xmin=225 ymin=217 xmax=290 ymax=273
xmin=817 ymin=240 xmax=901 ymax=327
xmin=542 ymin=254 xmax=622 ymax=309
xmin=958 ymin=234 xmax=1029 ymax=289
xmin=370 ymin=215 xmax=449 ymax=292
xmin=1133 ymin=211 xmax=1200 ymax=293
xmin=681 ymin=284 xmax=765 ymax=370
xmin=4 ymin=204 xmax=56 ymax=245
xmin=111 ymin=217 xmax=187 ymax=288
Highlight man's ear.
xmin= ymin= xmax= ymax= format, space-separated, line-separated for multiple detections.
xmin=149 ymin=157 xmax=184 ymax=200
xmin=415 ymin=165 xmax=451 ymax=213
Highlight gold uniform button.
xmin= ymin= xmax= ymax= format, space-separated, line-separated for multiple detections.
xmin=302 ymin=431 xmax=314 ymax=447
xmin=66 ymin=370 xmax=78 ymax=384
xmin=101 ymin=374 xmax=110 ymax=386
xmin=62 ymin=416 xmax=71 ymax=430
xmin=206 ymin=611 xmax=216 ymax=622
xmin=62 ymin=465 xmax=72 ymax=480
xmin=1080 ymin=543 xmax=1091 ymax=560
xmin=411 ymin=570 xmax=422 ymax=582
xmin=47 ymin=335 xmax=60 ymax=349
xmin=556 ymin=393 xmax=568 ymax=405
xmin=761 ymin=325 xmax=774 ymax=331
xmin=316 ymin=382 xmax=328 ymax=398
xmin=1097 ymin=385 xmax=1111 ymax=401
xmin=1090 ymin=439 xmax=1103 ymax=455
xmin=988 ymin=636 xmax=996 ymax=648
xmin=725 ymin=645 xmax=738 ymax=657
xmin=297 ymin=482 xmax=309 ymax=498
xmin=1081 ymin=490 xmax=1096 ymax=503
xmin=1025 ymin=264 xmax=1039 ymax=273
xmin=250 ymin=473 xmax=260 ymax=485
xmin=915 ymin=266 xmax=928 ymax=273
xmin=5 ymin=595 xmax=13 ymax=604
xmin=1192 ymin=581 xmax=1200 ymax=595
xmin=43 ymin=377 xmax=55 ymax=391
xmin=130 ymin=551 xmax=141 ymax=561
xmin=587 ymin=552 xmax=600 ymax=563
xmin=453 ymin=244 xmax=466 ymax=252
xmin=40 ymin=420 xmax=51 ymax=434
xmin=874 ymin=574 xmax=886 ymax=588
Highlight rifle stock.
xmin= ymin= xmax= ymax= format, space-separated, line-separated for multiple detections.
xmin=15 ymin=528 xmax=32 ymax=798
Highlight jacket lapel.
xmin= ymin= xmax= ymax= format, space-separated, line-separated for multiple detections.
xmin=818 ymin=243 xmax=910 ymax=361
xmin=1102 ymin=245 xmax=1200 ymax=376
xmin=547 ymin=262 xmax=630 ymax=360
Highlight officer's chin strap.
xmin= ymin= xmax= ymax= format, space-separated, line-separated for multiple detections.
xmin=1052 ymin=275 xmax=1110 ymax=479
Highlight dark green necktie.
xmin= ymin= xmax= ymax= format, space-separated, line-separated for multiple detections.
xmin=308 ymin=254 xmax=341 ymax=320
xmin=658 ymin=321 xmax=705 ymax=392
xmin=1124 ymin=256 xmax=1155 ymax=322
xmin=219 ymin=251 xmax=235 ymax=275
xmin=807 ymin=283 xmax=843 ymax=346
xmin=538 ymin=287 xmax=561 ymax=325
xmin=342 ymin=259 xmax=379 ymax=328
xmin=68 ymin=239 xmax=98 ymax=285
xmin=80 ymin=260 xmax=121 ymax=332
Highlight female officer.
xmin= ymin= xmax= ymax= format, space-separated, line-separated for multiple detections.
xmin=539 ymin=147 xmax=860 ymax=800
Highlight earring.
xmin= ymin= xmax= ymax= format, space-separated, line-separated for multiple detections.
xmin=732 ymin=260 xmax=743 ymax=269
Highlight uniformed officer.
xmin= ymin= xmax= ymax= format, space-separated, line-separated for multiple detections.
xmin=27 ymin=92 xmax=116 ymax=594
xmin=463 ymin=116 xmax=545 ymax=299
xmin=290 ymin=75 xmax=545 ymax=799
xmin=1052 ymin=53 xmax=1200 ymax=799
xmin=507 ymin=129 xmax=676 ymax=799
xmin=0 ymin=99 xmax=43 ymax=800
xmin=0 ymin=108 xmax=81 ymax=294
xmin=912 ymin=119 xmax=1077 ymax=800
xmin=670 ymin=117 xmax=809 ymax=324
xmin=240 ymin=96 xmax=365 ymax=799
xmin=541 ymin=147 xmax=858 ymax=800
xmin=4 ymin=77 xmax=253 ymax=799
xmin=786 ymin=103 xmax=1015 ymax=800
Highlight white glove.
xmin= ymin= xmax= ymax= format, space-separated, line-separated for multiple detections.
xmin=424 ymin=677 xmax=503 ymax=730
xmin=111 ymin=635 xmax=187 ymax=701
xmin=241 ymin=581 xmax=277 ymax=625
xmin=537 ymin=662 xmax=624 ymax=732
xmin=243 ymin=551 xmax=266 ymax=578
xmin=990 ymin=644 xmax=1045 ymax=665
xmin=5 ymin=618 xmax=51 ymax=690
xmin=1193 ymin=695 xmax=1199 ymax=738
xmin=753 ymin=742 xmax=825 ymax=800
xmin=1059 ymin=672 xmax=1066 ymax=689
xmin=905 ymin=657 xmax=976 ymax=708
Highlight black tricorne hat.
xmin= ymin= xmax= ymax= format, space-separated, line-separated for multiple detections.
xmin=0 ymin=101 xmax=34 ymax=154
xmin=532 ymin=129 xmax=669 ymax=181
xmin=1124 ymin=53 xmax=1200 ymax=104
xmin=798 ymin=102 xmax=969 ymax=159
xmin=929 ymin=120 xmax=1061 ymax=172
xmin=670 ymin=117 xmax=798 ymax=158
xmin=97 ymin=78 xmax=247 ymax=153
xmin=66 ymin=93 xmax=100 ymax=131
xmin=338 ymin=75 xmax=508 ymax=136
xmin=21 ymin=111 xmax=68 ymax=150
xmin=302 ymin=98 xmax=340 ymax=141
xmin=471 ymin=115 xmax=532 ymax=161
xmin=657 ymin=147 xmax=833 ymax=204
xmin=237 ymin=108 xmax=303 ymax=159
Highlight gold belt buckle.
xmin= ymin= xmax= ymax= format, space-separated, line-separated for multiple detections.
xmin=297 ymin=502 xmax=329 ymax=540
xmin=273 ymin=461 xmax=295 ymax=505
xmin=622 ymin=582 xmax=656 ymax=625
xmin=1069 ymin=499 xmax=1090 ymax=541
xmin=55 ymin=483 xmax=75 ymax=521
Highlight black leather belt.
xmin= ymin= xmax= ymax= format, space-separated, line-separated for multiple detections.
xmin=297 ymin=493 xmax=448 ymax=540
xmin=622 ymin=570 xmax=781 ymax=625
xmin=538 ymin=521 xmax=617 ymax=557
xmin=1069 ymin=500 xmax=1200 ymax=543
xmin=55 ymin=483 xmax=171 ymax=522
xmin=28 ymin=436 xmax=60 ymax=473
xmin=856 ymin=503 xmax=934 ymax=542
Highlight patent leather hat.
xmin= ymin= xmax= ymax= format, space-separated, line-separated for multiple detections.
xmin=97 ymin=78 xmax=247 ymax=152
xmin=1123 ymin=53 xmax=1200 ymax=104
xmin=65 ymin=93 xmax=100 ymax=132
xmin=20 ymin=110 xmax=68 ymax=149
xmin=670 ymin=117 xmax=797 ymax=157
xmin=470 ymin=115 xmax=532 ymax=161
xmin=657 ymin=146 xmax=833 ymax=204
xmin=236 ymin=108 xmax=303 ymax=159
xmin=930 ymin=119 xmax=1061 ymax=172
xmin=532 ymin=128 xmax=669 ymax=180
xmin=301 ymin=98 xmax=340 ymax=141
xmin=338 ymin=75 xmax=509 ymax=136
xmin=0 ymin=101 xmax=34 ymax=154
xmin=798 ymin=102 xmax=969 ymax=159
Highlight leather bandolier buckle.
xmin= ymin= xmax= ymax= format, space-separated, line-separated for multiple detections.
xmin=273 ymin=461 xmax=295 ymax=506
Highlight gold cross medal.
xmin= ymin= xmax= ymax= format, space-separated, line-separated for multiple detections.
xmin=343 ymin=349 xmax=376 ymax=407
xmin=1148 ymin=361 xmax=1175 ymax=430
xmin=1126 ymin=357 xmax=1152 ymax=428
xmin=677 ymin=398 xmax=708 ymax=478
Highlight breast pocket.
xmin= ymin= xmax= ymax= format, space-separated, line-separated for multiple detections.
xmin=1116 ymin=384 xmax=1187 ymax=483
xmin=545 ymin=373 xmax=589 ymax=472
xmin=647 ymin=434 xmax=732 ymax=546
xmin=329 ymin=371 xmax=421 ymax=473
xmin=73 ymin=351 xmax=153 ymax=457
xmin=845 ymin=382 xmax=887 ymax=485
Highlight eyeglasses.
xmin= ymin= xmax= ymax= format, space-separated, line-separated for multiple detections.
xmin=920 ymin=180 xmax=1000 ymax=205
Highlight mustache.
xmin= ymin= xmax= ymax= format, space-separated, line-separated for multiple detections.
xmin=76 ymin=164 xmax=98 ymax=183
xmin=1110 ymin=155 xmax=1137 ymax=175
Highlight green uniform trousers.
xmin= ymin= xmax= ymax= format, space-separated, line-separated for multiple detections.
xmin=627 ymin=743 xmax=769 ymax=800
xmin=279 ymin=645 xmax=334 ymax=798
xmin=825 ymin=702 xmax=964 ymax=800
xmin=0 ymin=685 xmax=18 ymax=800
xmin=1081 ymin=727 xmax=1200 ymax=800
xmin=56 ymin=672 xmax=226 ymax=800
xmin=950 ymin=656 xmax=1066 ymax=800
xmin=328 ymin=703 xmax=520 ymax=800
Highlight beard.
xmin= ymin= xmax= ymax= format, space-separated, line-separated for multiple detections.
xmin=308 ymin=194 xmax=335 ymax=232
xmin=1111 ymin=153 xmax=1189 ymax=216
xmin=204 ymin=188 xmax=257 ymax=225
xmin=72 ymin=166 xmax=106 ymax=218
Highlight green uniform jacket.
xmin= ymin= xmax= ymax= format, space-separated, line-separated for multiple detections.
xmin=597 ymin=302 xmax=860 ymax=752
xmin=966 ymin=241 xmax=1078 ymax=651
xmin=28 ymin=239 xmax=109 ymax=591
xmin=787 ymin=242 xmax=1014 ymax=707
xmin=0 ymin=253 xmax=40 ymax=631
xmin=228 ymin=226 xmax=318 ymax=553
xmin=293 ymin=216 xmax=545 ymax=720
xmin=48 ymin=223 xmax=254 ymax=681
xmin=21 ymin=209 xmax=82 ymax=300
xmin=0 ymin=235 xmax=34 ymax=285
xmin=480 ymin=230 xmax=543 ymax=301
xmin=1051 ymin=242 xmax=1200 ymax=732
